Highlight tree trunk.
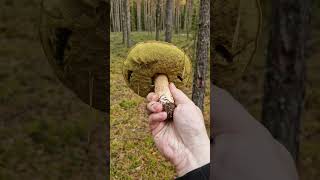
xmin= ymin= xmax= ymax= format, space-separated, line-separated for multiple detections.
xmin=262 ymin=0 xmax=311 ymax=162
xmin=148 ymin=0 xmax=153 ymax=35
xmin=112 ymin=0 xmax=118 ymax=32
xmin=119 ymin=0 xmax=123 ymax=32
xmin=144 ymin=0 xmax=147 ymax=31
xmin=165 ymin=0 xmax=174 ymax=42
xmin=148 ymin=0 xmax=150 ymax=32
xmin=183 ymin=0 xmax=188 ymax=31
xmin=111 ymin=0 xmax=114 ymax=32
xmin=187 ymin=0 xmax=193 ymax=39
xmin=122 ymin=0 xmax=127 ymax=44
xmin=156 ymin=0 xmax=161 ymax=40
xmin=126 ymin=0 xmax=131 ymax=47
xmin=137 ymin=0 xmax=142 ymax=31
xmin=131 ymin=0 xmax=135 ymax=31
xmin=162 ymin=0 xmax=166 ymax=30
xmin=192 ymin=0 xmax=210 ymax=111
xmin=118 ymin=0 xmax=122 ymax=32
xmin=150 ymin=0 xmax=154 ymax=33
xmin=175 ymin=1 xmax=180 ymax=34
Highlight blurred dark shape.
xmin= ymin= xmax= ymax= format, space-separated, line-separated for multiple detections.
xmin=40 ymin=0 xmax=109 ymax=112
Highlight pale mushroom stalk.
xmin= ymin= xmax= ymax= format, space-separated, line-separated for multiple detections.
xmin=154 ymin=74 xmax=175 ymax=120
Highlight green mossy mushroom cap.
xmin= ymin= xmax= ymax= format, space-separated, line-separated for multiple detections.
xmin=123 ymin=41 xmax=192 ymax=97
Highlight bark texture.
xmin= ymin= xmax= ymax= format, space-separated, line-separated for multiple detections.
xmin=192 ymin=0 xmax=210 ymax=111
xmin=165 ymin=0 xmax=174 ymax=42
xmin=125 ymin=0 xmax=131 ymax=47
xmin=262 ymin=0 xmax=311 ymax=161
xmin=122 ymin=0 xmax=127 ymax=44
xmin=137 ymin=0 xmax=142 ymax=31
xmin=156 ymin=0 xmax=161 ymax=40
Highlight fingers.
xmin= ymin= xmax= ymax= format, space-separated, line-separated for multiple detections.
xmin=146 ymin=92 xmax=167 ymax=136
xmin=148 ymin=112 xmax=167 ymax=135
xmin=148 ymin=111 xmax=167 ymax=123
xmin=149 ymin=121 xmax=165 ymax=136
xmin=169 ymin=83 xmax=191 ymax=105
xmin=146 ymin=101 xmax=163 ymax=113
xmin=146 ymin=92 xmax=159 ymax=102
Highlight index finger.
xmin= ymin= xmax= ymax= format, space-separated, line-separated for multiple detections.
xmin=146 ymin=92 xmax=159 ymax=102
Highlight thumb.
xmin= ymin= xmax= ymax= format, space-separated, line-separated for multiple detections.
xmin=169 ymin=83 xmax=191 ymax=105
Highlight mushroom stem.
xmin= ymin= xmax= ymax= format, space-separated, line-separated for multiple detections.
xmin=154 ymin=74 xmax=175 ymax=120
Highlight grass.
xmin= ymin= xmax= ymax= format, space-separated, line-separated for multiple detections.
xmin=110 ymin=32 xmax=210 ymax=179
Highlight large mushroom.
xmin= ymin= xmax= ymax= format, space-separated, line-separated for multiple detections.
xmin=123 ymin=41 xmax=192 ymax=120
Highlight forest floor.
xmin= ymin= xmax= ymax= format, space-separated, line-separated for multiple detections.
xmin=110 ymin=32 xmax=210 ymax=179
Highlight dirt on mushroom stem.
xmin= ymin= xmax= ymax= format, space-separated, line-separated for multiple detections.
xmin=154 ymin=74 xmax=175 ymax=120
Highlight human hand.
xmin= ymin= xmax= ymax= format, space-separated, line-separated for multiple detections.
xmin=211 ymin=84 xmax=299 ymax=180
xmin=146 ymin=83 xmax=210 ymax=176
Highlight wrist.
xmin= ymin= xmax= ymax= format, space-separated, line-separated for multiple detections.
xmin=175 ymin=150 xmax=198 ymax=177
xmin=183 ymin=132 xmax=210 ymax=165
xmin=189 ymin=136 xmax=210 ymax=166
xmin=175 ymin=129 xmax=210 ymax=176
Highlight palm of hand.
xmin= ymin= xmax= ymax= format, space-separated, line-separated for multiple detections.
xmin=152 ymin=122 xmax=191 ymax=167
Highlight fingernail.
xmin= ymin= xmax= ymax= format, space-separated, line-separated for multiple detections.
xmin=162 ymin=112 xmax=168 ymax=119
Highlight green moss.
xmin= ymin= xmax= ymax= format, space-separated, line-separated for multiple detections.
xmin=119 ymin=100 xmax=137 ymax=110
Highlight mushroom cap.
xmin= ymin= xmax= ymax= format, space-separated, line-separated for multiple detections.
xmin=123 ymin=41 xmax=192 ymax=97
xmin=39 ymin=0 xmax=108 ymax=112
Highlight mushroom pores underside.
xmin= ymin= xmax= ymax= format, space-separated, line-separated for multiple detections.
xmin=123 ymin=42 xmax=192 ymax=97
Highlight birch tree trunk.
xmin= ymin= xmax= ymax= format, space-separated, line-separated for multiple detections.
xmin=192 ymin=0 xmax=210 ymax=111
